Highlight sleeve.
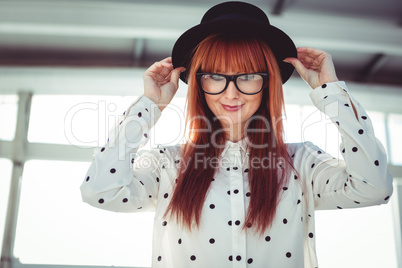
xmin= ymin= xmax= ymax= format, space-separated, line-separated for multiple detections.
xmin=296 ymin=81 xmax=393 ymax=210
xmin=80 ymin=95 xmax=163 ymax=212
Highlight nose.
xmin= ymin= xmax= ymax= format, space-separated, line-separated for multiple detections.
xmin=224 ymin=81 xmax=240 ymax=99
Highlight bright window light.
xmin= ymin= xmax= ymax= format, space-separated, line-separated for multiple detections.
xmin=0 ymin=158 xmax=13 ymax=256
xmin=315 ymin=200 xmax=397 ymax=268
xmin=28 ymin=95 xmax=137 ymax=146
xmin=28 ymin=95 xmax=188 ymax=149
xmin=366 ymin=110 xmax=387 ymax=155
xmin=388 ymin=113 xmax=402 ymax=165
xmin=283 ymin=104 xmax=302 ymax=143
xmin=0 ymin=95 xmax=18 ymax=141
xmin=14 ymin=160 xmax=154 ymax=267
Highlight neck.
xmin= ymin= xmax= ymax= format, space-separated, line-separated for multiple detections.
xmin=223 ymin=122 xmax=245 ymax=142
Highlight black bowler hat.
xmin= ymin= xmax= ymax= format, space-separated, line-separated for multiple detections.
xmin=172 ymin=1 xmax=297 ymax=84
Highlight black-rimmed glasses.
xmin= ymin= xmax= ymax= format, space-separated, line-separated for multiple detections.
xmin=196 ymin=72 xmax=268 ymax=95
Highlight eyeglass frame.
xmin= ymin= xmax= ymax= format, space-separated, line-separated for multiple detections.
xmin=195 ymin=72 xmax=269 ymax=95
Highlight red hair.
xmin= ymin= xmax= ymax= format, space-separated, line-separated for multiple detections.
xmin=165 ymin=34 xmax=292 ymax=234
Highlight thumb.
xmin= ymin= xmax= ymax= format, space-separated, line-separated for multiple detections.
xmin=283 ymin=58 xmax=307 ymax=76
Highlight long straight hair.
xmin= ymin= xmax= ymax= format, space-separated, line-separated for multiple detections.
xmin=165 ymin=34 xmax=292 ymax=234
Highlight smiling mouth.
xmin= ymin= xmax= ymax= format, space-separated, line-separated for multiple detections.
xmin=221 ymin=104 xmax=244 ymax=112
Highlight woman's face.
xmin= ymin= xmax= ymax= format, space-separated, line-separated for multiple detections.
xmin=204 ymin=71 xmax=263 ymax=132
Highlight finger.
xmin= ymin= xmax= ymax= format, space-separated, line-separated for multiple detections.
xmin=297 ymin=48 xmax=329 ymax=64
xmin=297 ymin=52 xmax=315 ymax=62
xmin=283 ymin=58 xmax=308 ymax=76
xmin=161 ymin=57 xmax=172 ymax=63
xmin=297 ymin=47 xmax=327 ymax=56
xmin=159 ymin=67 xmax=173 ymax=79
xmin=297 ymin=53 xmax=325 ymax=70
xmin=146 ymin=62 xmax=173 ymax=79
xmin=146 ymin=71 xmax=168 ymax=84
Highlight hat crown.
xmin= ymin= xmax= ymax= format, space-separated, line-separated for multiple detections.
xmin=201 ymin=1 xmax=270 ymax=25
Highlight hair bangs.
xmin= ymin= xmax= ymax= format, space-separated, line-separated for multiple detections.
xmin=195 ymin=34 xmax=269 ymax=74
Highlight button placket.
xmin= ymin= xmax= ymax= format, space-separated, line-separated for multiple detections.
xmin=228 ymin=148 xmax=247 ymax=267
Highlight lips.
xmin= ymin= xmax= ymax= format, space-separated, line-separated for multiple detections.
xmin=221 ymin=104 xmax=244 ymax=112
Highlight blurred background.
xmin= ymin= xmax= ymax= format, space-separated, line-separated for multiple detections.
xmin=0 ymin=0 xmax=401 ymax=268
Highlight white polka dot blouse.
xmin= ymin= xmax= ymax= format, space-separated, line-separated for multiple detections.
xmin=81 ymin=81 xmax=393 ymax=268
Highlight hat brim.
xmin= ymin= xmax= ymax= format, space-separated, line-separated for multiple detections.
xmin=172 ymin=18 xmax=297 ymax=84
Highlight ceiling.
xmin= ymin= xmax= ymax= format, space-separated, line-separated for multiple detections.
xmin=0 ymin=0 xmax=401 ymax=88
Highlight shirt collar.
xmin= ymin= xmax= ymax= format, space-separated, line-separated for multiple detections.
xmin=220 ymin=138 xmax=248 ymax=157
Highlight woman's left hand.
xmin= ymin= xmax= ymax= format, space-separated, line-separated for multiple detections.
xmin=284 ymin=47 xmax=339 ymax=89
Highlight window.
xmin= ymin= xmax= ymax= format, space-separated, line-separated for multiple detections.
xmin=0 ymin=95 xmax=18 ymax=141
xmin=389 ymin=113 xmax=402 ymax=165
xmin=28 ymin=95 xmax=136 ymax=146
xmin=14 ymin=160 xmax=154 ymax=267
xmin=4 ymin=86 xmax=400 ymax=268
xmin=0 ymin=159 xmax=13 ymax=256
xmin=315 ymin=202 xmax=397 ymax=268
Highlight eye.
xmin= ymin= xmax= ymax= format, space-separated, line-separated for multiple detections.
xmin=239 ymin=74 xmax=257 ymax=81
xmin=205 ymin=74 xmax=225 ymax=82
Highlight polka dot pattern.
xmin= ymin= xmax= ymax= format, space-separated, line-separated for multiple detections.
xmin=79 ymin=90 xmax=393 ymax=268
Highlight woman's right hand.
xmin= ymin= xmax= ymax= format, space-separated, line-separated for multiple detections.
xmin=143 ymin=57 xmax=185 ymax=111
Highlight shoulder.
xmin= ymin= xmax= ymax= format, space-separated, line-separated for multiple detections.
xmin=286 ymin=141 xmax=323 ymax=157
xmin=286 ymin=141 xmax=329 ymax=171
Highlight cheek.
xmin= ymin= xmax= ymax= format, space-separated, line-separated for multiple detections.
xmin=246 ymin=94 xmax=263 ymax=114
xmin=204 ymin=94 xmax=220 ymax=113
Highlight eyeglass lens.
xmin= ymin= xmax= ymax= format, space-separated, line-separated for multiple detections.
xmin=200 ymin=74 xmax=264 ymax=94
